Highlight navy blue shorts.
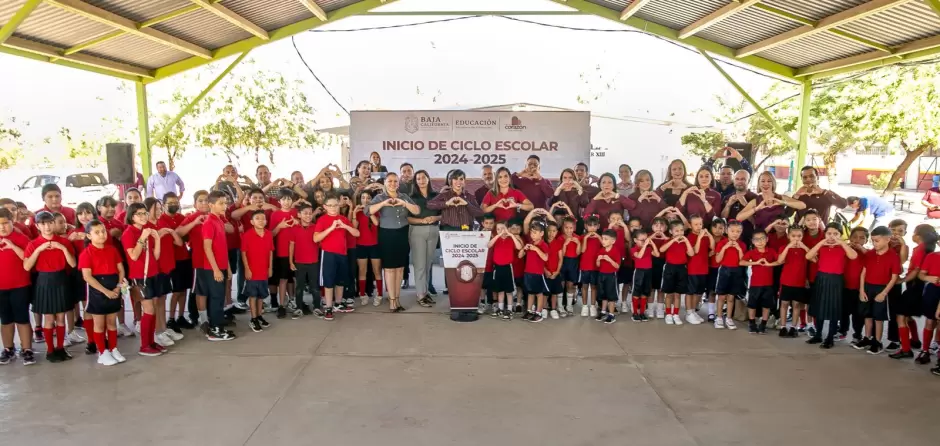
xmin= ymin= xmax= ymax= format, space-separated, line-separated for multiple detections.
xmin=243 ymin=280 xmax=269 ymax=299
xmin=597 ymin=273 xmax=618 ymax=302
xmin=632 ymin=268 xmax=652 ymax=297
xmin=715 ymin=266 xmax=745 ymax=296
xmin=356 ymin=244 xmax=379 ymax=260
xmin=271 ymin=256 xmax=294 ymax=284
xmin=860 ymin=284 xmax=889 ymax=321
xmin=688 ymin=274 xmax=708 ymax=295
xmin=171 ymin=259 xmax=193 ymax=293
xmin=545 ymin=275 xmax=563 ymax=295
xmin=747 ymin=286 xmax=775 ymax=310
xmin=923 ymin=283 xmax=940 ymax=321
xmin=560 ymin=257 xmax=579 ymax=283
xmin=779 ymin=285 xmax=808 ymax=304
xmin=154 ymin=273 xmax=172 ymax=297
xmin=617 ymin=264 xmax=633 ymax=285
xmin=490 ymin=264 xmax=515 ymax=294
xmin=524 ymin=273 xmax=548 ymax=295
xmin=651 ymin=257 xmax=665 ymax=291
xmin=192 ymin=268 xmax=207 ymax=296
xmin=661 ymin=264 xmax=688 ymax=294
xmin=196 ymin=269 xmax=226 ymax=300
xmin=579 ymin=270 xmax=597 ymax=286
xmin=706 ymin=267 xmax=719 ymax=293
xmin=320 ymin=252 xmax=348 ymax=289
xmin=0 ymin=286 xmax=31 ymax=325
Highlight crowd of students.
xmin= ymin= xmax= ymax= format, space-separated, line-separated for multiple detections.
xmin=0 ymin=151 xmax=938 ymax=378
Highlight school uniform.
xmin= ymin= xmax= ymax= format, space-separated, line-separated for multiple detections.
xmin=842 ymin=247 xmax=864 ymax=337
xmin=631 ymin=244 xmax=653 ymax=297
xmin=559 ymin=235 xmax=581 ymax=284
xmin=121 ymin=225 xmax=159 ymax=299
xmin=0 ymin=231 xmax=32 ymax=325
xmin=181 ymin=211 xmax=207 ymax=296
xmin=26 ymin=235 xmax=75 ymax=315
xmin=314 ymin=214 xmax=351 ymax=289
xmin=512 ymin=242 xmax=525 ymax=293
xmin=153 ymin=220 xmax=177 ymax=296
xmin=355 ymin=210 xmax=379 ymax=260
xmin=596 ymin=246 xmax=619 ymax=302
xmin=579 ymin=233 xmax=602 ymax=286
xmin=612 ymin=228 xmax=633 ymax=285
xmin=715 ymin=239 xmax=747 ymax=296
xmin=78 ymin=244 xmax=123 ymax=315
xmin=269 ymin=209 xmax=298 ymax=285
xmin=523 ymin=240 xmax=550 ymax=295
xmin=67 ymin=229 xmax=88 ymax=307
xmin=545 ymin=236 xmax=564 ymax=296
xmin=920 ymin=252 xmax=940 ymax=321
xmin=803 ymin=230 xmax=825 ymax=295
xmin=651 ymin=237 xmax=668 ymax=291
xmin=482 ymin=238 xmax=495 ymax=303
xmin=767 ymin=231 xmax=788 ymax=293
xmin=290 ymin=222 xmax=320 ymax=308
xmin=200 ymin=213 xmax=230 ymax=328
xmin=779 ymin=246 xmax=809 ymax=304
xmin=901 ymin=244 xmax=929 ymax=318
xmin=240 ymin=228 xmax=274 ymax=300
xmin=489 ymin=236 xmax=516 ymax=294
xmin=159 ymin=213 xmax=193 ymax=293
xmin=859 ymin=248 xmax=901 ymax=322
xmin=706 ymin=237 xmax=723 ymax=295
xmin=224 ymin=207 xmax=244 ymax=298
xmin=812 ymin=245 xmax=849 ymax=323
xmin=743 ymin=247 xmax=777 ymax=311
xmin=661 ymin=239 xmax=690 ymax=294
xmin=687 ymin=232 xmax=710 ymax=295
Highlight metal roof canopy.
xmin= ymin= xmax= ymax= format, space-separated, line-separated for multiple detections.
xmin=2 ymin=0 xmax=939 ymax=184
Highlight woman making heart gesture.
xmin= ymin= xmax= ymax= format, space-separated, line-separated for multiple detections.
xmin=736 ymin=171 xmax=806 ymax=230
xmin=482 ymin=167 xmax=533 ymax=222
xmin=627 ymin=170 xmax=666 ymax=229
xmin=583 ymin=173 xmax=637 ymax=229
xmin=367 ymin=173 xmax=420 ymax=312
xmin=679 ymin=168 xmax=722 ymax=222
xmin=551 ymin=168 xmax=589 ymax=221
xmin=657 ymin=159 xmax=693 ymax=207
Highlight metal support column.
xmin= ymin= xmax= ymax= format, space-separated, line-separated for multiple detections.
xmin=794 ymin=81 xmax=813 ymax=190
xmin=148 ymin=51 xmax=250 ymax=147
xmin=136 ymin=82 xmax=152 ymax=180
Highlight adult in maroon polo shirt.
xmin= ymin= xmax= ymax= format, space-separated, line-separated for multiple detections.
xmin=792 ymin=166 xmax=847 ymax=224
xmin=511 ymin=155 xmax=554 ymax=210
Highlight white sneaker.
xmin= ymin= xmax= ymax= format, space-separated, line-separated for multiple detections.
xmin=673 ymin=314 xmax=683 ymax=325
xmin=117 ymin=324 xmax=134 ymax=337
xmin=558 ymin=308 xmax=568 ymax=318
xmin=580 ymin=305 xmax=590 ymax=317
xmin=656 ymin=303 xmax=665 ymax=319
xmin=589 ymin=305 xmax=598 ymax=318
xmin=646 ymin=305 xmax=655 ymax=318
xmin=931 ymin=341 xmax=940 ymax=353
xmin=550 ymin=309 xmax=559 ymax=319
xmin=233 ymin=302 xmax=249 ymax=311
xmin=155 ymin=332 xmax=175 ymax=347
xmin=360 ymin=295 xmax=369 ymax=306
xmin=110 ymin=349 xmax=126 ymax=363
xmin=67 ymin=330 xmax=86 ymax=344
xmin=714 ymin=316 xmax=725 ymax=329
xmin=621 ymin=301 xmax=630 ymax=313
xmin=540 ymin=309 xmax=549 ymax=319
xmin=97 ymin=350 xmax=118 ymax=366
xmin=478 ymin=303 xmax=486 ymax=314
xmin=373 ymin=296 xmax=382 ymax=307
xmin=665 ymin=314 xmax=675 ymax=325
xmin=686 ymin=312 xmax=702 ymax=325
xmin=725 ymin=317 xmax=737 ymax=330
xmin=165 ymin=329 xmax=184 ymax=341
xmin=565 ymin=303 xmax=574 ymax=314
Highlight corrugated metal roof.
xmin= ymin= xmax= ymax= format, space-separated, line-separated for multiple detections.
xmin=838 ymin=1 xmax=940 ymax=47
xmin=85 ymin=33 xmax=189 ymax=69
xmin=697 ymin=5 xmax=800 ymax=49
xmin=760 ymin=0 xmax=869 ymax=22
xmin=758 ymin=31 xmax=873 ymax=67
xmin=220 ymin=0 xmax=314 ymax=31
xmin=14 ymin=2 xmax=116 ymax=48
xmin=82 ymin=0 xmax=192 ymax=23
xmin=635 ymin=0 xmax=732 ymax=30
xmin=319 ymin=0 xmax=371 ymax=13
xmin=0 ymin=1 xmax=29 ymax=25
xmin=150 ymin=8 xmax=253 ymax=50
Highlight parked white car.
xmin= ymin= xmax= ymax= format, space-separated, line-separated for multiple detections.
xmin=12 ymin=171 xmax=118 ymax=211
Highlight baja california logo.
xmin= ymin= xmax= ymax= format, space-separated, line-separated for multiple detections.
xmin=404 ymin=115 xmax=419 ymax=134
xmin=504 ymin=116 xmax=527 ymax=131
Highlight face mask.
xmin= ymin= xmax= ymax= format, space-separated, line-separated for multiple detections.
xmin=167 ymin=205 xmax=180 ymax=214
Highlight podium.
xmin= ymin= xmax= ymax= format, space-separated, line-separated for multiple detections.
xmin=439 ymin=231 xmax=490 ymax=322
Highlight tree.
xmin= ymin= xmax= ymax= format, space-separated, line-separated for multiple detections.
xmin=151 ymin=90 xmax=207 ymax=170
xmin=0 ymin=116 xmax=27 ymax=169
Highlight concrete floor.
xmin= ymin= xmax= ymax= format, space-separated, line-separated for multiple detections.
xmin=2 ymin=292 xmax=940 ymax=446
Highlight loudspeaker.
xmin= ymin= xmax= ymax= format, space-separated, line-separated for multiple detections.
xmin=106 ymin=143 xmax=137 ymax=184
xmin=723 ymin=142 xmax=753 ymax=172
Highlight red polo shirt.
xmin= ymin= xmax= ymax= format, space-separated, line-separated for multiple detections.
xmin=201 ymin=213 xmax=229 ymax=271
xmin=78 ymin=243 xmax=122 ymax=276
xmin=780 ymin=246 xmax=808 ymax=288
xmin=181 ymin=211 xmax=206 ymax=269
xmin=121 ymin=225 xmax=157 ymax=279
xmin=159 ymin=213 xmax=189 ymax=261
xmin=863 ymin=248 xmax=901 ymax=286
xmin=687 ymin=232 xmax=710 ymax=275
xmin=715 ymin=239 xmax=746 ymax=268
xmin=38 ymin=205 xmax=76 ymax=225
xmin=290 ymin=223 xmax=319 ymax=264
xmin=313 ymin=214 xmax=350 ymax=255
xmin=744 ymin=248 xmax=776 ymax=287
xmin=598 ymin=246 xmax=619 ymax=274
xmin=269 ymin=209 xmax=298 ymax=258
xmin=562 ymin=235 xmax=580 ymax=258
xmin=816 ymin=245 xmax=847 ymax=275
xmin=482 ymin=189 xmax=527 ymax=222
xmin=631 ymin=244 xmax=653 ymax=269
xmin=25 ymin=235 xmax=74 ymax=272
xmin=154 ymin=220 xmax=176 ymax=274
xmin=491 ymin=236 xmax=516 ymax=266
xmin=523 ymin=240 xmax=549 ymax=275
xmin=0 ymin=231 xmax=31 ymax=289
xmin=844 ymin=248 xmax=864 ymax=290
xmin=546 ymin=236 xmax=563 ymax=274
xmin=241 ymin=228 xmax=274 ymax=281
xmin=664 ymin=239 xmax=690 ymax=265
xmin=355 ymin=211 xmax=378 ymax=246
xmin=579 ymin=234 xmax=601 ymax=271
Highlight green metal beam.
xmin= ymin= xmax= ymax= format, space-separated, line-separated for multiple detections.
xmin=554 ymin=0 xmax=797 ymax=80
xmin=927 ymin=0 xmax=940 ymax=18
xmin=700 ymin=49 xmax=798 ymax=148
xmin=362 ymin=11 xmax=587 ymax=15
xmin=794 ymin=81 xmax=812 ymax=190
xmin=136 ymin=82 xmax=152 ymax=180
xmin=148 ymin=0 xmax=395 ymax=83
xmin=0 ymin=45 xmax=143 ymax=81
xmin=752 ymin=3 xmax=893 ymax=53
xmin=149 ymin=51 xmax=249 ymax=146
xmin=0 ymin=0 xmax=42 ymax=44
xmin=805 ymin=35 xmax=940 ymax=79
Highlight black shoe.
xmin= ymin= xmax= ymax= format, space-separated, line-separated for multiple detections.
xmin=807 ymin=326 xmax=817 ymax=338
xmin=490 ymin=309 xmax=502 ymax=319
xmin=257 ymin=316 xmax=271 ymax=328
xmin=911 ymin=340 xmax=923 ymax=350
xmin=166 ymin=318 xmax=182 ymax=334
xmin=207 ymin=326 xmax=235 ymax=341
xmin=250 ymin=319 xmax=262 ymax=333
xmin=401 ymin=280 xmax=409 ymax=290
xmin=522 ymin=312 xmax=534 ymax=321
xmin=230 ymin=305 xmax=247 ymax=314
xmin=889 ymin=350 xmax=914 ymax=360
xmin=758 ymin=321 xmax=768 ymax=334
xmin=513 ymin=304 xmax=523 ymax=314
xmin=854 ymin=337 xmax=873 ymax=350
xmin=47 ymin=349 xmax=63 ymax=363
xmin=0 ymin=348 xmax=13 ymax=365
xmin=806 ymin=337 xmax=823 ymax=345
xmin=443 ymin=289 xmax=449 ymax=295
xmin=778 ymin=327 xmax=788 ymax=337
xmin=820 ymin=340 xmax=834 ymax=349
xmin=748 ymin=321 xmax=757 ymax=334
xmin=276 ymin=307 xmax=287 ymax=319
xmin=604 ymin=314 xmax=616 ymax=324
xmin=595 ymin=312 xmax=605 ymax=322
xmin=75 ymin=317 xmax=84 ymax=328
xmin=850 ymin=336 xmax=862 ymax=347
xmin=787 ymin=327 xmax=798 ymax=338
xmin=915 ymin=350 xmax=932 ymax=365
xmin=301 ymin=305 xmax=313 ymax=316
xmin=427 ymin=286 xmax=438 ymax=297
xmin=529 ymin=313 xmax=543 ymax=323
xmin=632 ymin=314 xmax=641 ymax=322
xmin=34 ymin=328 xmax=44 ymax=343
xmin=868 ymin=341 xmax=884 ymax=355
xmin=931 ymin=365 xmax=940 ymax=376
xmin=60 ymin=348 xmax=73 ymax=361
xmin=885 ymin=341 xmax=901 ymax=351
xmin=223 ymin=309 xmax=236 ymax=321
xmin=707 ymin=314 xmax=716 ymax=323
xmin=324 ymin=309 xmax=334 ymax=321
xmin=502 ymin=310 xmax=512 ymax=321
xmin=21 ymin=349 xmax=35 ymax=366
xmin=85 ymin=343 xmax=97 ymax=355
xmin=176 ymin=316 xmax=195 ymax=330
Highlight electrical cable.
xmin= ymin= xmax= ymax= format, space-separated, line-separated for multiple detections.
xmin=291 ymin=35 xmax=349 ymax=116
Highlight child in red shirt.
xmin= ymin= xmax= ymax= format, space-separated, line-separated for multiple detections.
xmin=122 ymin=202 xmax=163 ymax=356
xmin=79 ymin=220 xmax=126 ymax=366
xmin=269 ymin=189 xmax=298 ymax=319
xmin=887 ymin=219 xmax=917 ymax=356
xmin=520 ymin=221 xmax=549 ymax=323
xmin=776 ymin=226 xmax=809 ymax=338
xmin=68 ymin=203 xmax=97 ymax=352
xmin=843 ymin=227 xmax=868 ymax=343
xmin=289 ymin=204 xmax=320 ymax=318
xmin=241 ymin=210 xmax=274 ymax=332
xmin=159 ymin=192 xmax=193 ymax=333
xmin=558 ymin=217 xmax=581 ymax=315
xmin=705 ymin=219 xmax=726 ymax=322
xmin=595 ymin=229 xmax=621 ymax=324
xmin=659 ymin=220 xmax=694 ymax=326
xmin=25 ymin=211 xmax=77 ymax=362
xmin=714 ymin=220 xmax=746 ymax=329
xmin=579 ymin=216 xmax=602 ymax=318
xmin=856 ymin=226 xmax=902 ymax=355
xmin=353 ymin=190 xmax=381 ymax=306
xmin=177 ymin=190 xmax=209 ymax=329
xmin=488 ymin=221 xmax=523 ymax=320
xmin=630 ymin=228 xmax=659 ymax=322
xmin=801 ymin=210 xmax=825 ymax=334
xmin=805 ymin=222 xmax=858 ymax=348
xmin=479 ymin=215 xmax=497 ymax=314
xmin=685 ymin=215 xmax=711 ymax=325
xmin=146 ymin=198 xmax=185 ymax=348
xmin=313 ymin=194 xmax=359 ymax=321
xmin=0 ymin=208 xmax=35 ymax=365
xmin=509 ymin=219 xmax=526 ymax=313
xmin=648 ymin=217 xmax=670 ymax=319
xmin=905 ymin=224 xmax=939 ymax=364
xmin=544 ymin=221 xmax=565 ymax=318
xmin=201 ymin=191 xmax=236 ymax=341
xmin=742 ymin=230 xmax=779 ymax=334
xmin=607 ymin=212 xmax=631 ymax=313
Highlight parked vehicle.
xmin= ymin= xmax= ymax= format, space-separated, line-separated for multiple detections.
xmin=12 ymin=171 xmax=118 ymax=211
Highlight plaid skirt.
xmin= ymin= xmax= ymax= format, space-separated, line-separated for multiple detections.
xmin=810 ymin=272 xmax=842 ymax=321
xmin=33 ymin=271 xmax=71 ymax=315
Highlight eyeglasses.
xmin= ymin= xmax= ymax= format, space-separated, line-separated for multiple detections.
xmin=134 ymin=212 xmax=148 ymax=217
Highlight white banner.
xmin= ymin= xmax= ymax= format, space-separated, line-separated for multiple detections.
xmin=349 ymin=110 xmax=591 ymax=178
xmin=439 ymin=231 xmax=491 ymax=269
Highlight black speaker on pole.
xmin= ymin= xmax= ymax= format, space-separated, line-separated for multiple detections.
xmin=106 ymin=143 xmax=137 ymax=185
xmin=723 ymin=142 xmax=753 ymax=172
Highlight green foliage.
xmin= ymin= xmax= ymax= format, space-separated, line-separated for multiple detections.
xmin=867 ymin=172 xmax=891 ymax=192
xmin=151 ymin=90 xmax=207 ymax=170
xmin=0 ymin=116 xmax=26 ymax=169
xmin=680 ymin=131 xmax=726 ymax=160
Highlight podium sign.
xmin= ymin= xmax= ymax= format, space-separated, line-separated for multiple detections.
xmin=440 ymin=231 xmax=489 ymax=315
xmin=440 ymin=231 xmax=490 ymax=268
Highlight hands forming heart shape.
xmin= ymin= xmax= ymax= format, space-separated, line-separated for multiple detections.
xmin=500 ymin=198 xmax=516 ymax=209
xmin=388 ymin=198 xmax=399 ymax=206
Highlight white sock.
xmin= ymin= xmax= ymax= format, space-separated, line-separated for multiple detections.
xmin=557 ymin=296 xmax=564 ymax=309
xmin=707 ymin=302 xmax=716 ymax=315
xmin=498 ymin=302 xmax=504 ymax=310
xmin=199 ymin=310 xmax=207 ymax=322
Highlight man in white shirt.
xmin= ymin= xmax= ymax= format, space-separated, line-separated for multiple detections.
xmin=146 ymin=161 xmax=185 ymax=199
